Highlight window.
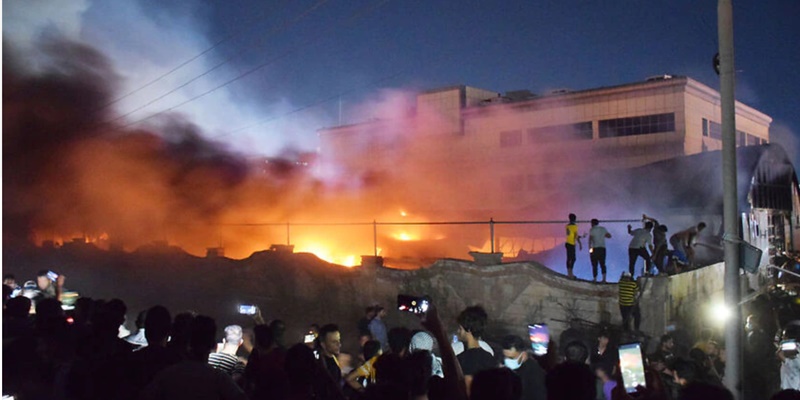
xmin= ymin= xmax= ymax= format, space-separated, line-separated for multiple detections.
xmin=702 ymin=118 xmax=709 ymax=137
xmin=737 ymin=130 xmax=746 ymax=146
xmin=746 ymin=134 xmax=760 ymax=146
xmin=500 ymin=130 xmax=523 ymax=147
xmin=598 ymin=113 xmax=675 ymax=138
xmin=527 ymin=122 xmax=593 ymax=143
xmin=709 ymin=121 xmax=722 ymax=139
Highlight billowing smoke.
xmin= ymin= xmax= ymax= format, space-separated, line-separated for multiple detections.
xmin=3 ymin=38 xmax=324 ymax=256
xmin=3 ymin=36 xmax=744 ymax=277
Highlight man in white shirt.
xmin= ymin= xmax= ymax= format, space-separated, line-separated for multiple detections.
xmin=627 ymin=221 xmax=654 ymax=277
xmin=588 ymin=219 xmax=612 ymax=282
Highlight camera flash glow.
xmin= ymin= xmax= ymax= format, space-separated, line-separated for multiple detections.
xmin=710 ymin=302 xmax=732 ymax=323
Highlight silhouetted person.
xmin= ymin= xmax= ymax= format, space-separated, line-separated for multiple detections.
xmin=678 ymin=381 xmax=733 ymax=400
xmin=3 ymin=273 xmax=17 ymax=304
xmin=502 ymin=335 xmax=546 ymax=400
xmin=167 ymin=311 xmax=196 ymax=361
xmin=618 ymin=272 xmax=641 ymax=331
xmin=591 ymin=328 xmax=618 ymax=368
xmin=270 ymin=319 xmax=287 ymax=349
xmin=285 ymin=343 xmax=345 ymax=400
xmin=125 ymin=305 xmax=178 ymax=399
xmin=565 ymin=213 xmax=583 ymax=279
xmin=244 ymin=324 xmax=289 ymax=400
xmin=643 ymin=214 xmax=669 ymax=273
xmin=773 ymin=390 xmax=800 ymax=400
xmin=627 ymin=221 xmax=654 ymax=276
xmin=546 ymin=361 xmax=596 ymax=400
xmin=125 ymin=309 xmax=149 ymax=348
xmin=369 ymin=306 xmax=389 ymax=351
xmin=318 ymin=323 xmax=344 ymax=388
xmin=140 ymin=315 xmax=247 ymax=400
xmin=670 ymin=222 xmax=706 ymax=269
xmin=593 ymin=362 xmax=617 ymax=400
xmin=456 ymin=305 xmax=496 ymax=396
xmin=358 ymin=306 xmax=377 ymax=344
xmin=471 ymin=367 xmax=523 ymax=400
xmin=588 ymin=218 xmax=612 ymax=282
xmin=3 ymin=296 xmax=33 ymax=340
xmin=563 ymin=340 xmax=590 ymax=364
xmin=345 ymin=340 xmax=382 ymax=392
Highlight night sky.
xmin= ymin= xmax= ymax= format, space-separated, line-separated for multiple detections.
xmin=5 ymin=0 xmax=800 ymax=158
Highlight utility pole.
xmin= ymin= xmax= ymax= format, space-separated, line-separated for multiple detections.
xmin=718 ymin=0 xmax=742 ymax=397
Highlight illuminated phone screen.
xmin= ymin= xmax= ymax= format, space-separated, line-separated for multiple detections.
xmin=619 ymin=343 xmax=646 ymax=393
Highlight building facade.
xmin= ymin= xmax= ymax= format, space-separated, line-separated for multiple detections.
xmin=319 ymin=76 xmax=772 ymax=214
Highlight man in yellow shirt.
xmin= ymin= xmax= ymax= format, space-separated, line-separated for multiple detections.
xmin=344 ymin=340 xmax=382 ymax=393
xmin=565 ymin=213 xmax=583 ymax=279
xmin=618 ymin=272 xmax=641 ymax=331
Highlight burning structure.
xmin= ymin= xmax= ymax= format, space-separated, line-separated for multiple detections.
xmin=4 ymin=37 xmax=796 ymax=274
xmin=318 ymin=76 xmax=772 ymax=214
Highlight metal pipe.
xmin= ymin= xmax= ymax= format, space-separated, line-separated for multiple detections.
xmin=373 ymin=220 xmax=378 ymax=257
xmin=490 ymin=218 xmax=495 ymax=253
xmin=718 ymin=0 xmax=742 ymax=396
xmin=212 ymin=218 xmax=642 ymax=227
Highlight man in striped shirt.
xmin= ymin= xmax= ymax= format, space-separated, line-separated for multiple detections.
xmin=618 ymin=272 xmax=641 ymax=332
xmin=208 ymin=324 xmax=246 ymax=381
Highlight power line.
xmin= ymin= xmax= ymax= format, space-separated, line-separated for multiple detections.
xmin=120 ymin=0 xmax=391 ymax=129
xmin=98 ymin=0 xmax=299 ymax=111
xmin=111 ymin=0 xmax=332 ymax=124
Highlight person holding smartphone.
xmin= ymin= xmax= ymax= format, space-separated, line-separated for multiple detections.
xmin=779 ymin=322 xmax=800 ymax=390
xmin=34 ymin=269 xmax=65 ymax=302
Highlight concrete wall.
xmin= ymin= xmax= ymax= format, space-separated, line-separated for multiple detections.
xmin=5 ymin=245 xmax=732 ymax=356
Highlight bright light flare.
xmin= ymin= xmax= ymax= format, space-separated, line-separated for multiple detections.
xmin=709 ymin=302 xmax=732 ymax=324
xmin=393 ymin=232 xmax=418 ymax=241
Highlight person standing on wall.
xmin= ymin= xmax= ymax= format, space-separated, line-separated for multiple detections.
xmin=642 ymin=214 xmax=668 ymax=274
xmin=588 ymin=219 xmax=612 ymax=283
xmin=627 ymin=221 xmax=654 ymax=277
xmin=617 ymin=272 xmax=641 ymax=332
xmin=565 ymin=213 xmax=582 ymax=280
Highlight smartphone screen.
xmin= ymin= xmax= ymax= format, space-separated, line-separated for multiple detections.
xmin=619 ymin=342 xmax=646 ymax=393
xmin=238 ymin=304 xmax=257 ymax=315
xmin=304 ymin=333 xmax=316 ymax=343
xmin=528 ymin=324 xmax=549 ymax=356
xmin=47 ymin=271 xmax=59 ymax=281
xmin=781 ymin=340 xmax=798 ymax=353
xmin=397 ymin=294 xmax=429 ymax=314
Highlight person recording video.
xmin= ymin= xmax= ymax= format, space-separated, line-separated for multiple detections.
xmin=35 ymin=269 xmax=66 ymax=302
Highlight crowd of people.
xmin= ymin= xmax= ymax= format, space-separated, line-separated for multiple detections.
xmin=3 ymin=269 xmax=800 ymax=400
xmin=565 ymin=213 xmax=706 ymax=281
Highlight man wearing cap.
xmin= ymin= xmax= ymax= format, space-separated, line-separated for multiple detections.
xmin=409 ymin=331 xmax=443 ymax=377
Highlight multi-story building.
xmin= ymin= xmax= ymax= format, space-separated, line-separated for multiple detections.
xmin=319 ymin=76 xmax=772 ymax=215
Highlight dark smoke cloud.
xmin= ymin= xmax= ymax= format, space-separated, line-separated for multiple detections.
xmin=2 ymin=37 xmax=315 ymax=254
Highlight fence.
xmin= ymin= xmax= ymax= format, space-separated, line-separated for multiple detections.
xmin=206 ymin=218 xmax=643 ymax=261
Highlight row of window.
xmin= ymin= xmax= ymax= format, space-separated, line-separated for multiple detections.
xmin=499 ymin=122 xmax=594 ymax=147
xmin=500 ymin=113 xmax=677 ymax=147
xmin=702 ymin=118 xmax=766 ymax=145
xmin=598 ymin=113 xmax=675 ymax=138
